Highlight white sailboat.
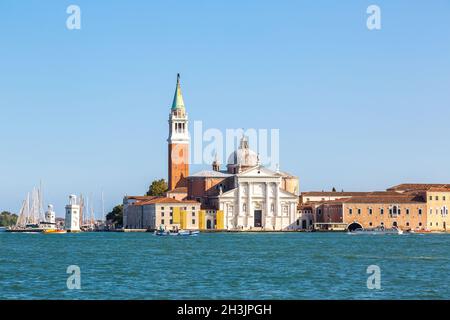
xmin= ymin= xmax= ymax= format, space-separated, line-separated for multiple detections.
xmin=8 ymin=184 xmax=53 ymax=232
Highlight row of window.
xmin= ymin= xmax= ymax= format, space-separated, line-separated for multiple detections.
xmin=347 ymin=208 xmax=423 ymax=215
xmin=367 ymin=222 xmax=422 ymax=227
xmin=161 ymin=219 xmax=196 ymax=225
xmin=160 ymin=206 xmax=196 ymax=211
xmin=429 ymin=208 xmax=449 ymax=215
xmin=174 ymin=122 xmax=186 ymax=133
xmin=429 ymin=195 xmax=447 ymax=201
xmin=161 ymin=211 xmax=196 ymax=217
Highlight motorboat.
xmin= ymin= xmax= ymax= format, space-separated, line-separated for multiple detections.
xmin=43 ymin=229 xmax=67 ymax=234
xmin=154 ymin=229 xmax=199 ymax=236
xmin=349 ymin=226 xmax=403 ymax=235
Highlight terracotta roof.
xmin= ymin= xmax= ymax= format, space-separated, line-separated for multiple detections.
xmin=302 ymin=191 xmax=370 ymax=197
xmin=127 ymin=196 xmax=199 ymax=206
xmin=125 ymin=195 xmax=159 ymax=201
xmin=167 ymin=187 xmax=188 ymax=193
xmin=427 ymin=187 xmax=450 ymax=192
xmin=342 ymin=195 xmax=425 ymax=204
xmin=387 ymin=184 xmax=450 ymax=191
xmin=189 ymin=170 xmax=233 ymax=178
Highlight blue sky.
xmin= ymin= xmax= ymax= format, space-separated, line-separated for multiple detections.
xmin=1 ymin=0 xmax=449 ymax=216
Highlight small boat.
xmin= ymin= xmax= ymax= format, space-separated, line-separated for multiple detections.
xmin=6 ymin=224 xmax=44 ymax=233
xmin=349 ymin=226 xmax=403 ymax=235
xmin=43 ymin=229 xmax=67 ymax=234
xmin=154 ymin=229 xmax=199 ymax=236
xmin=0 ymin=227 xmax=6 ymax=232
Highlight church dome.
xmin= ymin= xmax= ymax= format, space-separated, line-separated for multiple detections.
xmin=227 ymin=136 xmax=258 ymax=167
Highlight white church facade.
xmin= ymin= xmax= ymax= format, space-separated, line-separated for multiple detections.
xmin=216 ymin=166 xmax=300 ymax=230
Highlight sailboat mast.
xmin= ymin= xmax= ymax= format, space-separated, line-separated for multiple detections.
xmin=101 ymin=191 xmax=105 ymax=223
xmin=38 ymin=181 xmax=44 ymax=223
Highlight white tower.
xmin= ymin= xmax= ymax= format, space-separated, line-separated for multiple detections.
xmin=65 ymin=195 xmax=81 ymax=232
xmin=45 ymin=204 xmax=56 ymax=225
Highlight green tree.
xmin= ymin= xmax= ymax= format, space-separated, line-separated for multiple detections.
xmin=146 ymin=179 xmax=168 ymax=196
xmin=106 ymin=205 xmax=123 ymax=227
xmin=0 ymin=211 xmax=18 ymax=226
xmin=332 ymin=187 xmax=337 ymax=192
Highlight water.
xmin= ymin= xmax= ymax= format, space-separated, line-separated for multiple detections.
xmin=0 ymin=232 xmax=449 ymax=299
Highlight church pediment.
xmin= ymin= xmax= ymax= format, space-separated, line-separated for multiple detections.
xmin=237 ymin=165 xmax=279 ymax=178
xmin=279 ymin=188 xmax=299 ymax=199
xmin=219 ymin=188 xmax=238 ymax=198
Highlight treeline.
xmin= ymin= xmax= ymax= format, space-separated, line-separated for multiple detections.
xmin=0 ymin=211 xmax=18 ymax=226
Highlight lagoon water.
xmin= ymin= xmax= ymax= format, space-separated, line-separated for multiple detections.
xmin=0 ymin=232 xmax=449 ymax=299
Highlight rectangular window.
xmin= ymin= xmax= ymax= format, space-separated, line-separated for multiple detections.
xmin=161 ymin=212 xmax=164 ymax=217
xmin=192 ymin=212 xmax=195 ymax=217
xmin=369 ymin=208 xmax=373 ymax=215
xmin=161 ymin=219 xmax=165 ymax=224
xmin=436 ymin=196 xmax=439 ymax=201
xmin=192 ymin=219 xmax=195 ymax=224
xmin=170 ymin=219 xmax=173 ymax=224
xmin=419 ymin=209 xmax=422 ymax=215
xmin=161 ymin=207 xmax=164 ymax=210
xmin=192 ymin=207 xmax=195 ymax=210
xmin=349 ymin=208 xmax=353 ymax=215
xmin=357 ymin=208 xmax=361 ymax=215
xmin=406 ymin=209 xmax=410 ymax=215
xmin=429 ymin=196 xmax=432 ymax=201
xmin=380 ymin=208 xmax=384 ymax=215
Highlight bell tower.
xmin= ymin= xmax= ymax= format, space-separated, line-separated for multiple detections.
xmin=167 ymin=74 xmax=190 ymax=190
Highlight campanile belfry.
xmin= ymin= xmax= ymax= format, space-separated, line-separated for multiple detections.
xmin=167 ymin=74 xmax=190 ymax=191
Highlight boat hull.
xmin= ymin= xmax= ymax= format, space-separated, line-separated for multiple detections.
xmin=43 ymin=229 xmax=67 ymax=234
xmin=349 ymin=227 xmax=403 ymax=235
xmin=154 ymin=230 xmax=199 ymax=236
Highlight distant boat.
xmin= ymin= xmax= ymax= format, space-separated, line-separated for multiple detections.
xmin=43 ymin=229 xmax=67 ymax=234
xmin=154 ymin=229 xmax=199 ymax=236
xmin=0 ymin=227 xmax=6 ymax=232
xmin=349 ymin=226 xmax=403 ymax=235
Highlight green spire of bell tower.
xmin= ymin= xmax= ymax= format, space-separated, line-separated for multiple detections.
xmin=171 ymin=73 xmax=185 ymax=110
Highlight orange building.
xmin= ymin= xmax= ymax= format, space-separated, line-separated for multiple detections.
xmin=310 ymin=184 xmax=450 ymax=232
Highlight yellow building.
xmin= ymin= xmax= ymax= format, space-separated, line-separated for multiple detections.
xmin=123 ymin=196 xmax=201 ymax=230
xmin=426 ymin=188 xmax=450 ymax=231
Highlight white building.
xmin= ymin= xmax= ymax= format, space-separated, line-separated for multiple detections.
xmin=189 ymin=136 xmax=301 ymax=231
xmin=65 ymin=195 xmax=81 ymax=232
xmin=45 ymin=204 xmax=56 ymax=224
xmin=217 ymin=166 xmax=299 ymax=230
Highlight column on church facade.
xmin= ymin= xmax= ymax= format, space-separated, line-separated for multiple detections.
xmin=236 ymin=183 xmax=242 ymax=229
xmin=265 ymin=182 xmax=270 ymax=229
xmin=275 ymin=181 xmax=281 ymax=229
xmin=247 ymin=182 xmax=252 ymax=228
